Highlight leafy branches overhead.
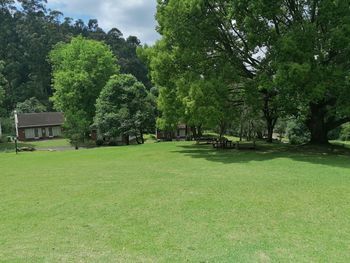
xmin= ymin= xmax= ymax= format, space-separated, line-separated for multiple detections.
xmin=147 ymin=0 xmax=350 ymax=144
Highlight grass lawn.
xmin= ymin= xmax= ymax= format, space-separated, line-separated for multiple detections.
xmin=24 ymin=139 xmax=71 ymax=148
xmin=331 ymin=140 xmax=350 ymax=149
xmin=1 ymin=142 xmax=350 ymax=262
xmin=0 ymin=139 xmax=71 ymax=153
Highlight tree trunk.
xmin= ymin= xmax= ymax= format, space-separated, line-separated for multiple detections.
xmin=307 ymin=103 xmax=329 ymax=144
xmin=219 ymin=121 xmax=226 ymax=139
xmin=265 ymin=117 xmax=277 ymax=143
xmin=197 ymin=125 xmax=203 ymax=137
xmin=191 ymin=126 xmax=198 ymax=139
xmin=256 ymin=131 xmax=263 ymax=140
xmin=125 ymin=135 xmax=130 ymax=145
xmin=262 ymin=91 xmax=278 ymax=143
xmin=266 ymin=121 xmax=274 ymax=143
xmin=140 ymin=130 xmax=144 ymax=144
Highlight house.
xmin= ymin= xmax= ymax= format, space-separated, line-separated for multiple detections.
xmin=15 ymin=111 xmax=64 ymax=141
xmin=156 ymin=124 xmax=192 ymax=141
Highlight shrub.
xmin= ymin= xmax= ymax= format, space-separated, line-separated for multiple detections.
xmin=340 ymin=123 xmax=350 ymax=141
xmin=328 ymin=126 xmax=342 ymax=140
xmin=286 ymin=119 xmax=310 ymax=145
xmin=96 ymin=139 xmax=104 ymax=146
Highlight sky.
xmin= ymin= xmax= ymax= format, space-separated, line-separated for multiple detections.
xmin=47 ymin=0 xmax=160 ymax=44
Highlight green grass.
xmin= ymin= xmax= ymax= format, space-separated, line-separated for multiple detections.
xmin=24 ymin=138 xmax=71 ymax=148
xmin=1 ymin=142 xmax=350 ymax=262
xmin=0 ymin=139 xmax=71 ymax=152
xmin=331 ymin=140 xmax=350 ymax=149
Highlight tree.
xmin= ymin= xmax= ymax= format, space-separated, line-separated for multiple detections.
xmin=0 ymin=61 xmax=8 ymax=115
xmin=138 ymin=32 xmax=243 ymax=138
xmin=94 ymin=74 xmax=156 ymax=145
xmin=154 ymin=0 xmax=350 ymax=144
xmin=15 ymin=97 xmax=46 ymax=113
xmin=49 ymin=36 xmax=118 ymax=143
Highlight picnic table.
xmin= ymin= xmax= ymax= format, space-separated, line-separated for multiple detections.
xmin=212 ymin=138 xmax=257 ymax=150
xmin=212 ymin=138 xmax=235 ymax=149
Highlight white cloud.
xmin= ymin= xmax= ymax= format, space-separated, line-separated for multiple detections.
xmin=47 ymin=0 xmax=160 ymax=44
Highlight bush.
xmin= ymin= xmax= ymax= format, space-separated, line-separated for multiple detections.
xmin=108 ymin=141 xmax=118 ymax=146
xmin=286 ymin=119 xmax=310 ymax=145
xmin=340 ymin=123 xmax=350 ymax=141
xmin=328 ymin=126 xmax=342 ymax=140
xmin=96 ymin=139 xmax=104 ymax=146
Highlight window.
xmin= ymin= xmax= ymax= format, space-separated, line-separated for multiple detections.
xmin=34 ymin=128 xmax=39 ymax=138
xmin=49 ymin=127 xmax=53 ymax=137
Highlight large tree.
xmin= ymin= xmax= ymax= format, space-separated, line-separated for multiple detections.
xmin=151 ymin=0 xmax=350 ymax=144
xmin=49 ymin=36 xmax=119 ymax=142
xmin=94 ymin=74 xmax=156 ymax=145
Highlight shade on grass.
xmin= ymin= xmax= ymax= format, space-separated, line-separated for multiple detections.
xmin=1 ymin=142 xmax=350 ymax=262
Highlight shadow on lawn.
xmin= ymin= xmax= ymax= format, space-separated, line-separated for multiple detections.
xmin=173 ymin=142 xmax=350 ymax=169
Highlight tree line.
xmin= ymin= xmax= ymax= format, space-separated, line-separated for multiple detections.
xmin=0 ymin=0 xmax=151 ymax=117
xmin=139 ymin=0 xmax=350 ymax=144
xmin=0 ymin=0 xmax=157 ymax=143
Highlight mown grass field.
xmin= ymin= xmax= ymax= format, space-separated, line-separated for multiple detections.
xmin=0 ymin=139 xmax=71 ymax=152
xmin=1 ymin=142 xmax=350 ymax=262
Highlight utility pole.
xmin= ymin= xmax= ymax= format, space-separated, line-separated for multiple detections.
xmin=14 ymin=110 xmax=19 ymax=138
xmin=13 ymin=111 xmax=19 ymax=154
xmin=15 ymin=138 xmax=18 ymax=154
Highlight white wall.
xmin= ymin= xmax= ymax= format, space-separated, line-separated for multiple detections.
xmin=25 ymin=128 xmax=37 ymax=139
xmin=52 ymin=126 xmax=62 ymax=137
xmin=24 ymin=126 xmax=62 ymax=139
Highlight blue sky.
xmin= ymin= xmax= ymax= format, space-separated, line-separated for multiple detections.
xmin=46 ymin=0 xmax=160 ymax=44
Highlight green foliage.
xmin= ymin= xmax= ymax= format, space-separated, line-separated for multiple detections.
xmin=151 ymin=0 xmax=350 ymax=144
xmin=0 ymin=61 xmax=7 ymax=115
xmin=95 ymin=74 xmax=156 ymax=144
xmin=286 ymin=119 xmax=311 ymax=145
xmin=50 ymin=36 xmax=118 ymax=142
xmin=340 ymin=123 xmax=350 ymax=142
xmin=15 ymin=97 xmax=47 ymax=113
xmin=138 ymin=41 xmax=183 ymax=130
xmin=63 ymin=110 xmax=91 ymax=148
xmin=275 ymin=119 xmax=288 ymax=140
xmin=138 ymin=36 xmax=242 ymax=135
xmin=0 ymin=117 xmax=13 ymax=135
xmin=0 ymin=1 xmax=151 ymax=115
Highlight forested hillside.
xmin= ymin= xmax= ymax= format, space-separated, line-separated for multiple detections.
xmin=0 ymin=0 xmax=150 ymax=117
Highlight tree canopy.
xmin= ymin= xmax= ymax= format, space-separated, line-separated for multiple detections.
xmin=15 ymin=97 xmax=47 ymax=113
xmin=0 ymin=0 xmax=151 ymax=115
xmin=49 ymin=36 xmax=119 ymax=143
xmin=141 ymin=0 xmax=350 ymax=144
xmin=95 ymin=74 xmax=156 ymax=145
